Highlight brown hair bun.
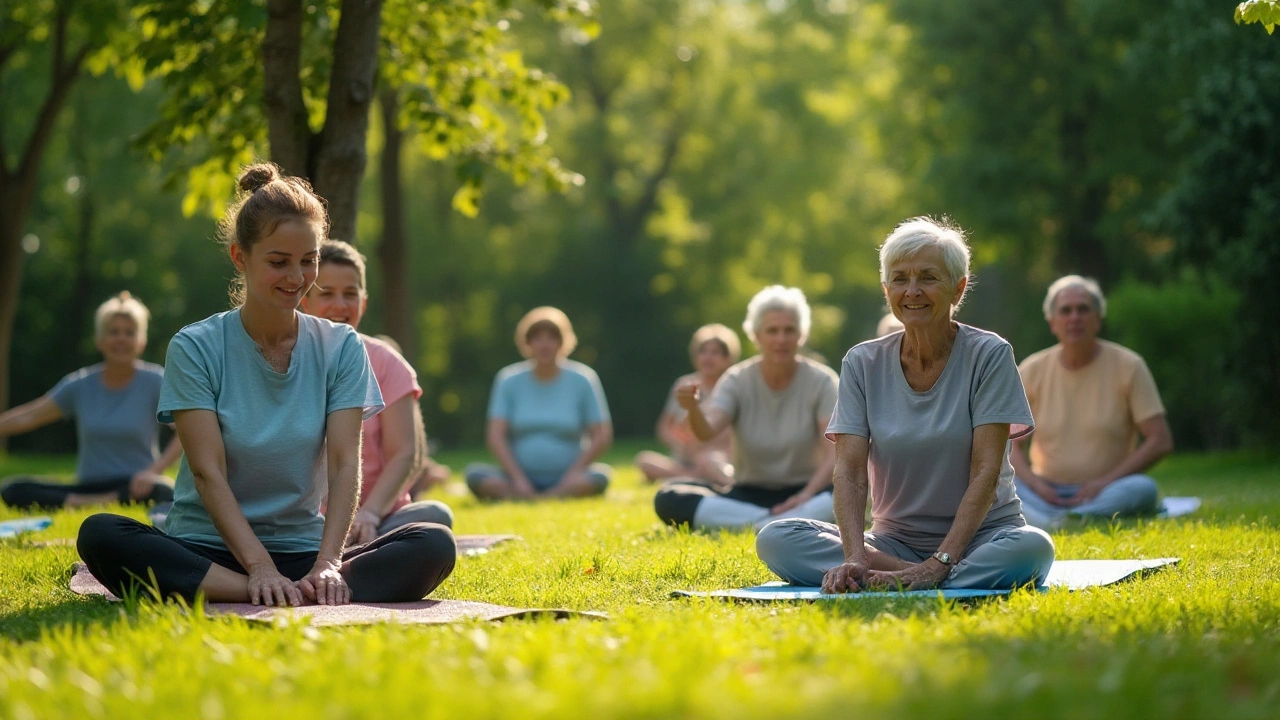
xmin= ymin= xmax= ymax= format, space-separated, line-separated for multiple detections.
xmin=237 ymin=163 xmax=281 ymax=194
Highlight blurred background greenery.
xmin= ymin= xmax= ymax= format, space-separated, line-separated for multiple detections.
xmin=4 ymin=0 xmax=1277 ymax=453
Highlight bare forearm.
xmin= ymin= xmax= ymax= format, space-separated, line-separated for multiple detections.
xmin=832 ymin=473 xmax=867 ymax=563
xmin=802 ymin=448 xmax=836 ymax=497
xmin=361 ymin=451 xmax=415 ymax=518
xmin=194 ymin=472 xmax=274 ymax=571
xmin=572 ymin=426 xmax=612 ymax=471
xmin=321 ymin=456 xmax=360 ymax=562
xmin=0 ymin=398 xmax=59 ymax=437
xmin=1008 ymin=438 xmax=1039 ymax=481
xmin=1100 ymin=437 xmax=1171 ymax=485
xmin=147 ymin=436 xmax=184 ymax=475
xmin=686 ymin=404 xmax=716 ymax=442
xmin=937 ymin=478 xmax=997 ymax=560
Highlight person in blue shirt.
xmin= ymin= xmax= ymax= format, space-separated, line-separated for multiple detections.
xmin=0 ymin=292 xmax=180 ymax=510
xmin=77 ymin=164 xmax=456 ymax=606
xmin=465 ymin=306 xmax=613 ymax=500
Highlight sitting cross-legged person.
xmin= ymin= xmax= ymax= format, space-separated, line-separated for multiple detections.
xmin=465 ymin=307 xmax=613 ymax=500
xmin=0 ymin=292 xmax=179 ymax=511
xmin=301 ymin=240 xmax=454 ymax=543
xmin=1010 ymin=275 xmax=1173 ymax=530
xmin=653 ymin=286 xmax=840 ymax=532
xmin=756 ymin=218 xmax=1055 ymax=592
xmin=635 ymin=323 xmax=739 ymax=487
xmin=77 ymin=164 xmax=455 ymax=606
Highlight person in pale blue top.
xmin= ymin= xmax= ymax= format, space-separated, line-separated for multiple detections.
xmin=0 ymin=292 xmax=180 ymax=510
xmin=757 ymin=218 xmax=1054 ymax=592
xmin=78 ymin=163 xmax=456 ymax=606
xmin=466 ymin=306 xmax=613 ymax=500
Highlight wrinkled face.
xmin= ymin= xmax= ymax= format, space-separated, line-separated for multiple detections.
xmin=694 ymin=339 xmax=732 ymax=377
xmin=1048 ymin=286 xmax=1101 ymax=346
xmin=232 ymin=219 xmax=320 ymax=312
xmin=95 ymin=315 xmax=144 ymax=364
xmin=302 ymin=263 xmax=367 ymax=330
xmin=756 ymin=310 xmax=802 ymax=363
xmin=883 ymin=246 xmax=964 ymax=329
xmin=527 ymin=327 xmax=562 ymax=365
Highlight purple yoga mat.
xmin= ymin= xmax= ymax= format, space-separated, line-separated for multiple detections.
xmin=68 ymin=563 xmax=602 ymax=625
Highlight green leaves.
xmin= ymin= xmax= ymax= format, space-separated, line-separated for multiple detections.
xmin=1236 ymin=0 xmax=1280 ymax=34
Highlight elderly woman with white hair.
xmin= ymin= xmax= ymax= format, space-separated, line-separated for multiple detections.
xmin=0 ymin=292 xmax=180 ymax=510
xmin=653 ymin=286 xmax=840 ymax=531
xmin=1009 ymin=276 xmax=1172 ymax=530
xmin=756 ymin=218 xmax=1055 ymax=592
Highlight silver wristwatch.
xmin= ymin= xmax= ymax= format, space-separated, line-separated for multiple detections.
xmin=931 ymin=551 xmax=954 ymax=567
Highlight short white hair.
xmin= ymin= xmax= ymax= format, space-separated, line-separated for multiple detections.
xmin=743 ymin=285 xmax=811 ymax=346
xmin=1043 ymin=275 xmax=1106 ymax=320
xmin=94 ymin=291 xmax=150 ymax=340
xmin=879 ymin=217 xmax=972 ymax=305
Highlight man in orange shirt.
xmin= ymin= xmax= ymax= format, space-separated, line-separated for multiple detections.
xmin=1011 ymin=276 xmax=1174 ymax=530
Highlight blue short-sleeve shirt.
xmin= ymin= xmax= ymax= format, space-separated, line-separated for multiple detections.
xmin=158 ymin=309 xmax=383 ymax=552
xmin=486 ymin=359 xmax=610 ymax=477
xmin=48 ymin=362 xmax=165 ymax=481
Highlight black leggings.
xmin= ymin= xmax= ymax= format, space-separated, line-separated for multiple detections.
xmin=76 ymin=514 xmax=456 ymax=603
xmin=653 ymin=480 xmax=805 ymax=526
xmin=1 ymin=476 xmax=173 ymax=510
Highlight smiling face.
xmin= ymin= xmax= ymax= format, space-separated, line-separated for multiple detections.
xmin=755 ymin=310 xmax=802 ymax=364
xmin=302 ymin=263 xmax=367 ymax=330
xmin=95 ymin=315 xmax=144 ymax=365
xmin=231 ymin=219 xmax=320 ymax=312
xmin=1047 ymin=286 xmax=1102 ymax=346
xmin=883 ymin=245 xmax=965 ymax=330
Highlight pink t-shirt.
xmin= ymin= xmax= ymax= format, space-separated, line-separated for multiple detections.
xmin=360 ymin=335 xmax=423 ymax=517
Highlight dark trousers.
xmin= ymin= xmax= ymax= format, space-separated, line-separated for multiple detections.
xmin=76 ymin=514 xmax=456 ymax=603
xmin=1 ymin=475 xmax=173 ymax=510
xmin=653 ymin=480 xmax=805 ymax=526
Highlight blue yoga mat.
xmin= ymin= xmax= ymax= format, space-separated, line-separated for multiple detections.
xmin=0 ymin=517 xmax=53 ymax=539
xmin=672 ymin=558 xmax=1180 ymax=601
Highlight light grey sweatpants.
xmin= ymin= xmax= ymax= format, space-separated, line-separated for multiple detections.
xmin=378 ymin=500 xmax=454 ymax=533
xmin=1015 ymin=474 xmax=1159 ymax=531
xmin=755 ymin=519 xmax=1055 ymax=589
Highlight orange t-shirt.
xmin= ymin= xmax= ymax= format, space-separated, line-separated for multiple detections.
xmin=1018 ymin=340 xmax=1165 ymax=485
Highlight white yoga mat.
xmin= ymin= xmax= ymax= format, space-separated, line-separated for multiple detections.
xmin=0 ymin=517 xmax=52 ymax=539
xmin=673 ymin=558 xmax=1181 ymax=601
xmin=1158 ymin=497 xmax=1201 ymax=518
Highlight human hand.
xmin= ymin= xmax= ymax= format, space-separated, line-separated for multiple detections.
xmin=822 ymin=561 xmax=870 ymax=594
xmin=862 ymin=560 xmax=950 ymax=591
xmin=512 ymin=476 xmax=538 ymax=500
xmin=128 ymin=471 xmax=169 ymax=500
xmin=247 ymin=564 xmax=303 ymax=607
xmin=674 ymin=382 xmax=700 ymax=412
xmin=297 ymin=558 xmax=350 ymax=606
xmin=1063 ymin=478 xmax=1109 ymax=506
xmin=770 ymin=491 xmax=813 ymax=516
xmin=346 ymin=510 xmax=380 ymax=546
xmin=1024 ymin=475 xmax=1070 ymax=507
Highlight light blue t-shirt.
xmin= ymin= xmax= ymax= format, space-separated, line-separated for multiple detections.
xmin=487 ymin=360 xmax=610 ymax=477
xmin=49 ymin=362 xmax=165 ymax=482
xmin=158 ymin=309 xmax=383 ymax=553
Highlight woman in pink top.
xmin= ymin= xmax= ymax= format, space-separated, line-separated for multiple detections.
xmin=301 ymin=241 xmax=453 ymax=545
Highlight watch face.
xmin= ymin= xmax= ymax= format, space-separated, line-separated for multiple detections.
xmin=936 ymin=552 xmax=951 ymax=564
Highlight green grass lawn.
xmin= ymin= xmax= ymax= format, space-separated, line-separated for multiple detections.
xmin=2 ymin=443 xmax=1279 ymax=718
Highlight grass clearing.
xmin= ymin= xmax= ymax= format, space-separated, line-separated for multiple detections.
xmin=2 ymin=444 xmax=1279 ymax=718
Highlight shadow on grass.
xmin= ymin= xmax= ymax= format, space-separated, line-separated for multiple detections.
xmin=0 ymin=595 xmax=129 ymax=642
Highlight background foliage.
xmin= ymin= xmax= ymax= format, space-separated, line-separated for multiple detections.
xmin=6 ymin=0 xmax=1276 ymax=451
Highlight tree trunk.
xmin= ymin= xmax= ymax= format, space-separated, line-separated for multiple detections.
xmin=312 ymin=0 xmax=384 ymax=244
xmin=262 ymin=0 xmax=312 ymax=177
xmin=1056 ymin=106 xmax=1109 ymax=283
xmin=0 ymin=210 xmax=24 ymax=453
xmin=377 ymin=88 xmax=413 ymax=358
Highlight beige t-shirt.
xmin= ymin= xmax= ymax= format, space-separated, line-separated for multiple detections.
xmin=710 ymin=355 xmax=839 ymax=489
xmin=1018 ymin=340 xmax=1165 ymax=486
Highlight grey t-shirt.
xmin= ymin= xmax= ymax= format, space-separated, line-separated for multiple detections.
xmin=49 ymin=362 xmax=165 ymax=482
xmin=711 ymin=355 xmax=839 ymax=489
xmin=826 ymin=324 xmax=1033 ymax=551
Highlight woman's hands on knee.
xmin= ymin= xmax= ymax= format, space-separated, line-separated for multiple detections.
xmin=247 ymin=563 xmax=303 ymax=607
xmin=347 ymin=510 xmax=380 ymax=546
xmin=822 ymin=561 xmax=870 ymax=594
xmin=298 ymin=558 xmax=350 ymax=606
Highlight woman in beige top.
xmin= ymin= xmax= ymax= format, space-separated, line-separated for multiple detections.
xmin=635 ymin=324 xmax=739 ymax=487
xmin=653 ymin=286 xmax=839 ymax=532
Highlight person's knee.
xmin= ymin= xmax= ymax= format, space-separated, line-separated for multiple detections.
xmin=76 ymin=513 xmax=131 ymax=561
xmin=754 ymin=519 xmax=806 ymax=570
xmin=422 ymin=501 xmax=454 ymax=528
xmin=1012 ymin=526 xmax=1056 ymax=580
xmin=1126 ymin=475 xmax=1160 ymax=513
xmin=654 ymin=486 xmax=701 ymax=526
xmin=586 ymin=467 xmax=610 ymax=495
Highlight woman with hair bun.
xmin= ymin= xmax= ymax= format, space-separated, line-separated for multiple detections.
xmin=0 ymin=292 xmax=180 ymax=510
xmin=77 ymin=163 xmax=456 ymax=607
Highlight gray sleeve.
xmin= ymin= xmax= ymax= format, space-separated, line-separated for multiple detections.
xmin=815 ymin=366 xmax=838 ymax=420
xmin=825 ymin=353 xmax=869 ymax=438
xmin=709 ymin=367 xmax=741 ymax=421
xmin=48 ymin=371 xmax=82 ymax=418
xmin=971 ymin=341 xmax=1034 ymax=439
